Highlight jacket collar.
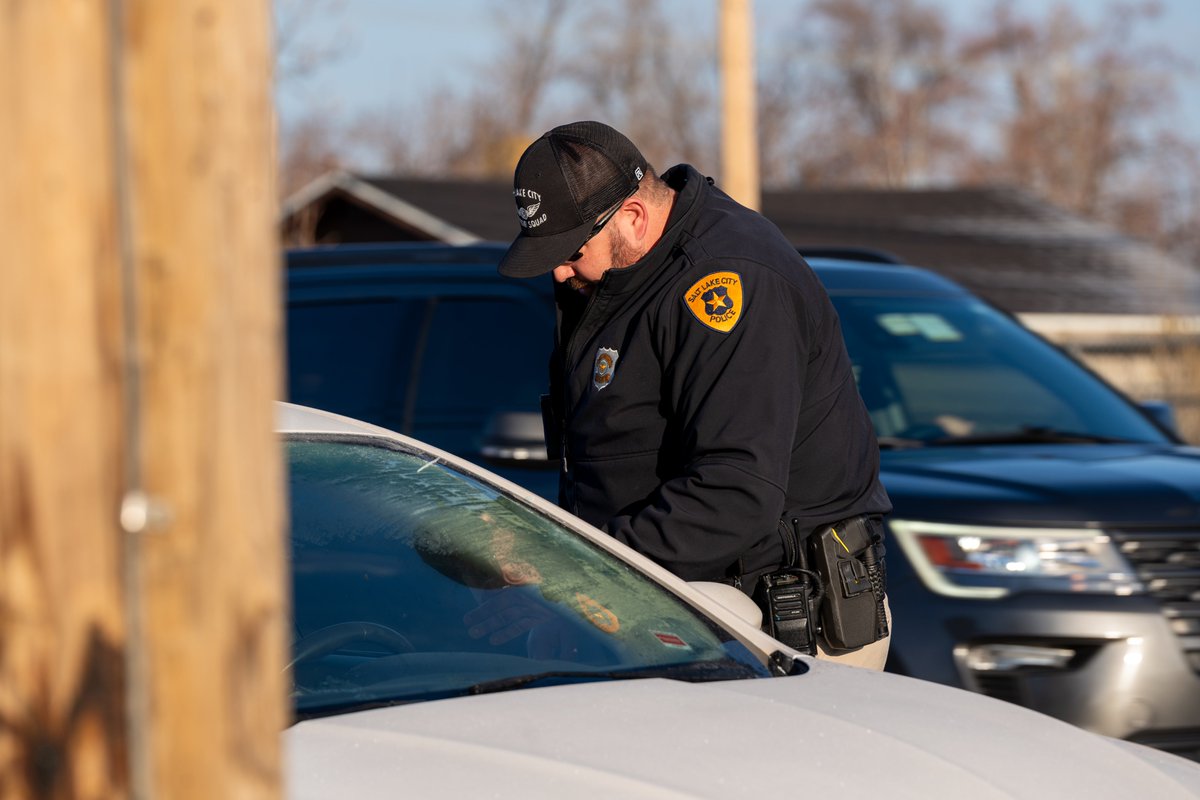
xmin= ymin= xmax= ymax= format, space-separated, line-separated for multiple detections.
xmin=587 ymin=164 xmax=706 ymax=298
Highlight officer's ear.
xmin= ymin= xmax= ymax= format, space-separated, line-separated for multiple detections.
xmin=618 ymin=196 xmax=652 ymax=243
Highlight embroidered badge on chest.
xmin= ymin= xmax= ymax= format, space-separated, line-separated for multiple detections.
xmin=592 ymin=347 xmax=619 ymax=390
xmin=684 ymin=271 xmax=743 ymax=333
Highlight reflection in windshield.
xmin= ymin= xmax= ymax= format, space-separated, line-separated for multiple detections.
xmin=831 ymin=296 xmax=1170 ymax=447
xmin=288 ymin=437 xmax=769 ymax=717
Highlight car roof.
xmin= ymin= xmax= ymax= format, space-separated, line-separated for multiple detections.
xmin=805 ymin=257 xmax=971 ymax=297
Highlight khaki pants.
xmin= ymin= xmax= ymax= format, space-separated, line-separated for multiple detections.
xmin=814 ymin=595 xmax=891 ymax=670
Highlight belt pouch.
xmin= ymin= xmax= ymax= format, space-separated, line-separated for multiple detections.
xmin=809 ymin=516 xmax=887 ymax=651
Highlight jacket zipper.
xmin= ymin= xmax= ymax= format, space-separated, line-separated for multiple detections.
xmin=557 ymin=278 xmax=610 ymax=510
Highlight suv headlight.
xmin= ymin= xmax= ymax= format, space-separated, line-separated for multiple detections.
xmin=889 ymin=520 xmax=1143 ymax=598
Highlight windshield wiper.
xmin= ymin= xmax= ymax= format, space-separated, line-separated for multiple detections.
xmin=465 ymin=660 xmax=762 ymax=696
xmin=291 ymin=660 xmax=771 ymax=721
xmin=929 ymin=426 xmax=1133 ymax=446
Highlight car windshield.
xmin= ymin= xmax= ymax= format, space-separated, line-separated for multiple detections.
xmin=830 ymin=294 xmax=1171 ymax=447
xmin=288 ymin=436 xmax=771 ymax=718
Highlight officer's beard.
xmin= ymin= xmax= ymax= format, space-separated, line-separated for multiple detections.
xmin=565 ymin=229 xmax=644 ymax=295
xmin=564 ymin=275 xmax=592 ymax=293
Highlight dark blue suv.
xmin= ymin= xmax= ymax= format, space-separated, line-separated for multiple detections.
xmin=287 ymin=242 xmax=1200 ymax=759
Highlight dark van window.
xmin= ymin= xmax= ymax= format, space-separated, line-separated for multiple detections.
xmin=288 ymin=299 xmax=423 ymax=430
xmin=411 ymin=296 xmax=550 ymax=454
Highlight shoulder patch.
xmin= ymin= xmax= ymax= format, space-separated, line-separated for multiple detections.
xmin=683 ymin=271 xmax=743 ymax=333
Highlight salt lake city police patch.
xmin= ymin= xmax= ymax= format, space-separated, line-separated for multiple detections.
xmin=592 ymin=347 xmax=619 ymax=390
xmin=684 ymin=271 xmax=743 ymax=333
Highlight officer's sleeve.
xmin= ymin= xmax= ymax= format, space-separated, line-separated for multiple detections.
xmin=604 ymin=264 xmax=807 ymax=581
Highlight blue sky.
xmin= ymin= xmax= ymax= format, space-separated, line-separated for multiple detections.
xmin=275 ymin=0 xmax=1200 ymax=152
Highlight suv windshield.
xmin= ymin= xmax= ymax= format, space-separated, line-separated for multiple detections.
xmin=830 ymin=294 xmax=1170 ymax=447
xmin=288 ymin=437 xmax=770 ymax=718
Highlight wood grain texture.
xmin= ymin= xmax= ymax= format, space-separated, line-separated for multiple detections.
xmin=1 ymin=1 xmax=285 ymax=797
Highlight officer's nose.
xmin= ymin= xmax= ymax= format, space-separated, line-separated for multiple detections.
xmin=552 ymin=264 xmax=576 ymax=284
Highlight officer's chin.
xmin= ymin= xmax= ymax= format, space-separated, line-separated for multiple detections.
xmin=565 ymin=276 xmax=595 ymax=296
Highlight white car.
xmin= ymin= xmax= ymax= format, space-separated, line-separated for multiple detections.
xmin=280 ymin=403 xmax=1200 ymax=798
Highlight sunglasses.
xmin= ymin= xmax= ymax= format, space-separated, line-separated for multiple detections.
xmin=567 ymin=185 xmax=640 ymax=262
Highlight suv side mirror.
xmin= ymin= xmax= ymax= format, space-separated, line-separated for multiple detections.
xmin=480 ymin=411 xmax=551 ymax=465
xmin=1140 ymin=400 xmax=1178 ymax=435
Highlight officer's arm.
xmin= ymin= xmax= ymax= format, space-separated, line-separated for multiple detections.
xmin=605 ymin=267 xmax=807 ymax=580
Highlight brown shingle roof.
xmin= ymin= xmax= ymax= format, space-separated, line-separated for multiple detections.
xmin=362 ymin=175 xmax=515 ymax=242
xmin=763 ymin=186 xmax=1198 ymax=315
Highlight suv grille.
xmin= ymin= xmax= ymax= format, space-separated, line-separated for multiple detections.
xmin=1111 ymin=528 xmax=1200 ymax=672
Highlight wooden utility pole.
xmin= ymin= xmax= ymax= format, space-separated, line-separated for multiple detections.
xmin=0 ymin=1 xmax=286 ymax=798
xmin=719 ymin=0 xmax=762 ymax=211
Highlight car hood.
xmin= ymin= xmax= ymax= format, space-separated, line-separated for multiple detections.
xmin=284 ymin=660 xmax=1200 ymax=799
xmin=881 ymin=442 xmax=1200 ymax=524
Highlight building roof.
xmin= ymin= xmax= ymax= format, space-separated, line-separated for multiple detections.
xmin=281 ymin=171 xmax=1200 ymax=315
xmin=764 ymin=186 xmax=1200 ymax=316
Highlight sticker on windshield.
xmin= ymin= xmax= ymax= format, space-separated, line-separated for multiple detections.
xmin=652 ymin=631 xmax=692 ymax=650
xmin=575 ymin=592 xmax=621 ymax=633
xmin=878 ymin=313 xmax=962 ymax=341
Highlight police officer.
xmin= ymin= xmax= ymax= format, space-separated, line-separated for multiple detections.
xmin=499 ymin=121 xmax=892 ymax=667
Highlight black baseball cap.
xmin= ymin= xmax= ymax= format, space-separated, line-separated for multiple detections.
xmin=498 ymin=121 xmax=649 ymax=278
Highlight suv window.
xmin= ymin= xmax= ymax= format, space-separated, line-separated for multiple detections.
xmin=831 ymin=294 xmax=1169 ymax=443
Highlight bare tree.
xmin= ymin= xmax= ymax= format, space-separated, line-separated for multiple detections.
xmin=274 ymin=0 xmax=353 ymax=197
xmin=757 ymin=0 xmax=1198 ymax=268
xmin=348 ymin=0 xmax=719 ymax=179
xmin=346 ymin=101 xmax=452 ymax=178
xmin=431 ymin=0 xmax=576 ymax=178
xmin=281 ymin=0 xmax=1198 ymax=277
xmin=962 ymin=1 xmax=1180 ymax=218
xmin=1125 ymin=132 xmax=1200 ymax=267
xmin=756 ymin=51 xmax=809 ymax=188
xmin=559 ymin=0 xmax=719 ymax=170
xmin=278 ymin=111 xmax=346 ymax=197
xmin=274 ymin=0 xmax=348 ymax=86
xmin=764 ymin=0 xmax=980 ymax=187
xmin=336 ymin=0 xmax=573 ymax=182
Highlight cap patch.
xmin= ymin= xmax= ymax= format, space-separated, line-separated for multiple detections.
xmin=592 ymin=347 xmax=619 ymax=390
xmin=499 ymin=121 xmax=651 ymax=277
xmin=684 ymin=271 xmax=743 ymax=333
xmin=513 ymin=188 xmax=547 ymax=230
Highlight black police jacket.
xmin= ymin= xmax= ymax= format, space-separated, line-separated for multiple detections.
xmin=547 ymin=165 xmax=891 ymax=583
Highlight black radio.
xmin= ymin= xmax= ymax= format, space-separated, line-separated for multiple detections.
xmin=755 ymin=567 xmax=824 ymax=655
xmin=753 ymin=514 xmax=887 ymax=655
